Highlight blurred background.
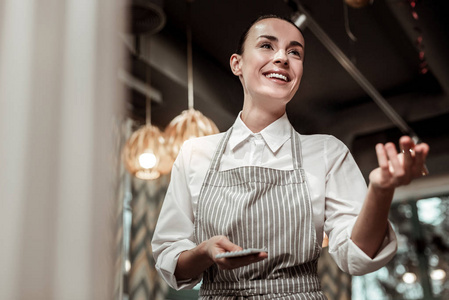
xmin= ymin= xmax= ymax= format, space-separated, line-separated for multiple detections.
xmin=1 ymin=0 xmax=448 ymax=299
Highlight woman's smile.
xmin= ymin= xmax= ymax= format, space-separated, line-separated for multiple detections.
xmin=263 ymin=71 xmax=290 ymax=82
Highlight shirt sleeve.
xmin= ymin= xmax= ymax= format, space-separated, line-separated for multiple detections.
xmin=323 ymin=136 xmax=398 ymax=275
xmin=151 ymin=143 xmax=202 ymax=290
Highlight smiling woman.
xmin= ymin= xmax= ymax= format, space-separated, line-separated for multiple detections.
xmin=151 ymin=14 xmax=429 ymax=300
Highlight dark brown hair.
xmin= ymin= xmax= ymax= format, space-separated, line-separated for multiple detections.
xmin=235 ymin=14 xmax=304 ymax=55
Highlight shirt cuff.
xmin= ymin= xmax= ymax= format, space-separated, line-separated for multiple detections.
xmin=346 ymin=221 xmax=398 ymax=275
xmin=155 ymin=239 xmax=203 ymax=290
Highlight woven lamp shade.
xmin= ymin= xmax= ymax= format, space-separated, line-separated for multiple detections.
xmin=122 ymin=125 xmax=173 ymax=180
xmin=344 ymin=0 xmax=371 ymax=8
xmin=164 ymin=108 xmax=219 ymax=159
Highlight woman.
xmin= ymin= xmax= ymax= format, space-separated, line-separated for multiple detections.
xmin=152 ymin=15 xmax=429 ymax=299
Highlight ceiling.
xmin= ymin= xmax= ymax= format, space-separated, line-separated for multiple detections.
xmin=125 ymin=0 xmax=449 ymax=180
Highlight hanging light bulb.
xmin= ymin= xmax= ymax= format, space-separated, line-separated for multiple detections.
xmin=164 ymin=0 xmax=219 ymax=160
xmin=138 ymin=151 xmax=157 ymax=169
xmin=122 ymin=124 xmax=172 ymax=180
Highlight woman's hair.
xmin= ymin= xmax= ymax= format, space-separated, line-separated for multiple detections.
xmin=235 ymin=14 xmax=304 ymax=55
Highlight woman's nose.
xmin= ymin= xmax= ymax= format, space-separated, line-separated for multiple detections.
xmin=273 ymin=50 xmax=288 ymax=66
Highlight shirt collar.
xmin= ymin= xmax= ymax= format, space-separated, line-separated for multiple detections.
xmin=229 ymin=112 xmax=291 ymax=154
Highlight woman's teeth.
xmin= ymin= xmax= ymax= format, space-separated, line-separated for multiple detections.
xmin=265 ymin=73 xmax=288 ymax=81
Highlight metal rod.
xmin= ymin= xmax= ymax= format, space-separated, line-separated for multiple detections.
xmin=343 ymin=2 xmax=357 ymax=42
xmin=290 ymin=1 xmax=422 ymax=144
xmin=117 ymin=69 xmax=163 ymax=104
xmin=145 ymin=35 xmax=152 ymax=126
xmin=186 ymin=0 xmax=194 ymax=109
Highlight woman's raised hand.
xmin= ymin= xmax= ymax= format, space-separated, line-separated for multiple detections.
xmin=369 ymin=136 xmax=430 ymax=190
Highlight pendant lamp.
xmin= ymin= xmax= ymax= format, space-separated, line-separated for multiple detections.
xmin=164 ymin=0 xmax=219 ymax=160
xmin=344 ymin=0 xmax=373 ymax=8
xmin=165 ymin=109 xmax=219 ymax=159
xmin=122 ymin=37 xmax=173 ymax=180
xmin=122 ymin=123 xmax=169 ymax=180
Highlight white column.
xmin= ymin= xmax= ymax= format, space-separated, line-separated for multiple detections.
xmin=0 ymin=0 xmax=125 ymax=299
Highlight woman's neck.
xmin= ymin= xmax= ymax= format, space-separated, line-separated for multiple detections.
xmin=241 ymin=101 xmax=286 ymax=133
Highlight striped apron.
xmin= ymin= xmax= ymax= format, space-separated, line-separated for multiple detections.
xmin=194 ymin=127 xmax=326 ymax=300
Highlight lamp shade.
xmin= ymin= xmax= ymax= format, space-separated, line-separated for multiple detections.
xmin=164 ymin=108 xmax=219 ymax=159
xmin=126 ymin=0 xmax=166 ymax=35
xmin=122 ymin=124 xmax=173 ymax=180
xmin=344 ymin=0 xmax=372 ymax=8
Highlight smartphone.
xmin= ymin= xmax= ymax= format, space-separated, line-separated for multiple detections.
xmin=215 ymin=248 xmax=267 ymax=259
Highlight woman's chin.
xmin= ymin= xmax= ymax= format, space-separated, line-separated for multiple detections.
xmin=262 ymin=92 xmax=293 ymax=105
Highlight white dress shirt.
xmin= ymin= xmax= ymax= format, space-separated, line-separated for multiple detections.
xmin=152 ymin=113 xmax=397 ymax=290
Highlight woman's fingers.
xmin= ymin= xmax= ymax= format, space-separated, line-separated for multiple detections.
xmin=215 ymin=236 xmax=242 ymax=252
xmin=375 ymin=143 xmax=391 ymax=177
xmin=385 ymin=142 xmax=401 ymax=174
xmin=398 ymin=136 xmax=430 ymax=178
xmin=413 ymin=142 xmax=430 ymax=176
xmin=399 ymin=136 xmax=414 ymax=173
xmin=373 ymin=136 xmax=430 ymax=189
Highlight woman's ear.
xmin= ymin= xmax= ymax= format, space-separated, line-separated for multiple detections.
xmin=230 ymin=54 xmax=242 ymax=76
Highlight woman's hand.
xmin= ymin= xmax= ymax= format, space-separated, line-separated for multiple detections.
xmin=369 ymin=136 xmax=430 ymax=191
xmin=175 ymin=235 xmax=268 ymax=280
xmin=206 ymin=236 xmax=268 ymax=270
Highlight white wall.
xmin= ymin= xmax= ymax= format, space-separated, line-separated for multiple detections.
xmin=0 ymin=0 xmax=125 ymax=299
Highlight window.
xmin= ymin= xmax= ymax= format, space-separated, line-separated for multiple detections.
xmin=352 ymin=196 xmax=449 ymax=300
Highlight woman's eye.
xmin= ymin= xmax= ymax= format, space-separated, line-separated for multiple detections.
xmin=289 ymin=50 xmax=301 ymax=57
xmin=261 ymin=43 xmax=273 ymax=49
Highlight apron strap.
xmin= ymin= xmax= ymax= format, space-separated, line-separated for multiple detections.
xmin=291 ymin=127 xmax=303 ymax=169
xmin=209 ymin=127 xmax=233 ymax=172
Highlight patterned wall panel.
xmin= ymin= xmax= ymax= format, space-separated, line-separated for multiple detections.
xmin=113 ymin=118 xmax=130 ymax=300
xmin=318 ymin=247 xmax=352 ymax=300
xmin=129 ymin=175 xmax=170 ymax=300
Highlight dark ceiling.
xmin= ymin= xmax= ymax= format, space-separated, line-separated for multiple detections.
xmin=126 ymin=0 xmax=449 ymax=179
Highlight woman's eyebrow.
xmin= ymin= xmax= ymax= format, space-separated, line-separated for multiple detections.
xmin=258 ymin=35 xmax=303 ymax=48
xmin=290 ymin=41 xmax=304 ymax=49
xmin=258 ymin=34 xmax=278 ymax=42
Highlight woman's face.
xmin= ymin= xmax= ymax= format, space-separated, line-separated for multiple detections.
xmin=231 ymin=18 xmax=305 ymax=107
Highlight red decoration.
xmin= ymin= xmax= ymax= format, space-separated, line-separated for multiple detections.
xmin=406 ymin=0 xmax=427 ymax=74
